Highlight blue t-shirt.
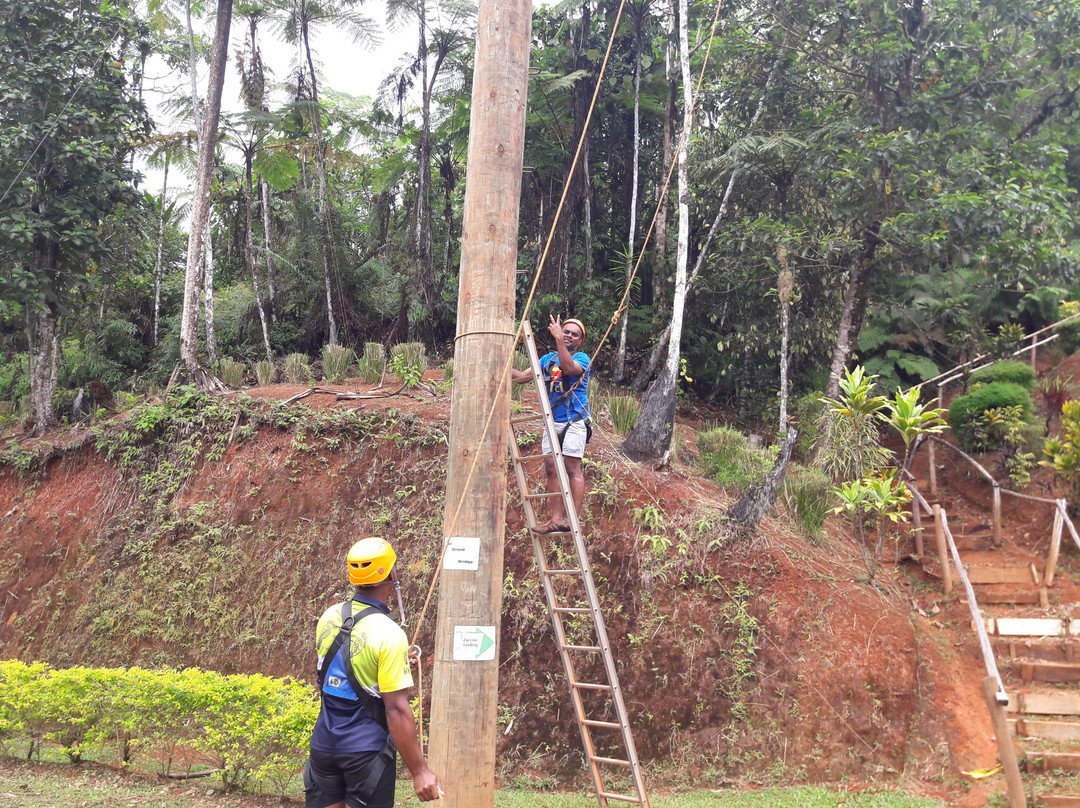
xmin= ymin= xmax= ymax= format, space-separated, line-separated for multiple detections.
xmin=540 ymin=351 xmax=591 ymax=423
xmin=310 ymin=593 xmax=412 ymax=753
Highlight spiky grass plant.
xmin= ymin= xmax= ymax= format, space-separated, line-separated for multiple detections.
xmin=605 ymin=394 xmax=640 ymax=437
xmin=283 ymin=353 xmax=310 ymax=385
xmin=782 ymin=465 xmax=833 ymax=540
xmin=321 ymin=344 xmax=355 ymax=384
xmin=220 ymin=359 xmax=246 ymax=389
xmin=358 ymin=343 xmax=386 ymax=384
xmin=254 ymin=360 xmax=274 ymax=387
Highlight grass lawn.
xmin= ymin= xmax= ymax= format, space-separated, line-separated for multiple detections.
xmin=0 ymin=758 xmax=948 ymax=808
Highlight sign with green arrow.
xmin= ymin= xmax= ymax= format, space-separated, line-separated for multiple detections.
xmin=452 ymin=625 xmax=497 ymax=661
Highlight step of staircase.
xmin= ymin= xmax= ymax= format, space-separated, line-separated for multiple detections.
xmin=995 ymin=639 xmax=1080 ymax=662
xmin=1027 ymin=751 xmax=1080 ymax=771
xmin=1011 ymin=717 xmax=1080 ymax=742
xmin=1005 ymin=659 xmax=1080 ymax=684
xmin=979 ymin=587 xmax=1048 ymax=606
xmin=1040 ymin=796 xmax=1080 ymax=807
xmin=966 ymin=564 xmax=1043 ymax=585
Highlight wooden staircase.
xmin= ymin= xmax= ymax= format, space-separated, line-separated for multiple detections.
xmin=961 ymin=526 xmax=1080 ymax=805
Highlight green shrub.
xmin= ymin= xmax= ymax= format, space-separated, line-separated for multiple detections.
xmin=282 ymin=353 xmax=309 ymax=385
xmin=220 ymin=359 xmax=245 ymax=390
xmin=791 ymin=391 xmax=823 ymax=459
xmin=1056 ymin=300 xmax=1080 ymax=354
xmin=697 ymin=426 xmax=777 ymax=494
xmin=0 ymin=661 xmax=318 ymax=793
xmin=783 ymin=465 xmax=833 ymax=538
xmin=358 ymin=343 xmax=386 ymax=385
xmin=968 ymin=360 xmax=1036 ymax=392
xmin=605 ymin=394 xmax=640 ymax=436
xmin=948 ymin=381 xmax=1033 ymax=450
xmin=254 ymin=360 xmax=274 ymax=387
xmin=321 ymin=345 xmax=355 ymax=384
xmin=388 ymin=342 xmax=427 ymax=388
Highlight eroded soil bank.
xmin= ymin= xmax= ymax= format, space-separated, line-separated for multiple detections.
xmin=0 ymin=384 xmax=998 ymax=802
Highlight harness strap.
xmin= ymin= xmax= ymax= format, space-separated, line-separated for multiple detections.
xmin=317 ymin=601 xmax=388 ymax=730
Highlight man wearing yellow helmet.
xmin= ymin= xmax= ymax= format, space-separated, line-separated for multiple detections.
xmin=305 ymin=537 xmax=441 ymax=808
xmin=512 ymin=314 xmax=592 ymax=534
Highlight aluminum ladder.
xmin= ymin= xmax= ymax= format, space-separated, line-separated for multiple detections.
xmin=507 ymin=319 xmax=650 ymax=808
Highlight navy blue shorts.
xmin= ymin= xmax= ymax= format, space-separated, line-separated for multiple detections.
xmin=304 ymin=748 xmax=396 ymax=808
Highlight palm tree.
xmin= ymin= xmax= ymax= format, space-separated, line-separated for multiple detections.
xmin=275 ymin=0 xmax=378 ymax=345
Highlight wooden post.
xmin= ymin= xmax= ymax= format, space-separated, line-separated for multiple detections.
xmin=1030 ymin=333 xmax=1038 ymax=370
xmin=428 ymin=0 xmax=532 ymax=803
xmin=933 ymin=504 xmax=952 ymax=596
xmin=909 ymin=482 xmax=924 ymax=557
xmin=1046 ymin=501 xmax=1064 ymax=588
xmin=929 ymin=388 xmax=943 ymax=498
xmin=982 ymin=676 xmax=1028 ymax=808
xmin=993 ymin=484 xmax=1003 ymax=547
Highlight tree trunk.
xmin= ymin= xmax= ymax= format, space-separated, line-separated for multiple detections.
xmin=203 ymin=230 xmax=218 ymax=367
xmin=622 ymin=0 xmax=692 ymax=462
xmin=778 ymin=254 xmax=793 ymax=431
xmin=301 ymin=9 xmax=339 ymax=346
xmin=728 ymin=426 xmax=798 ymax=529
xmin=614 ymin=36 xmax=643 ymax=384
xmin=179 ymin=0 xmax=232 ymax=388
xmin=245 ymin=165 xmax=273 ymax=366
xmin=153 ymin=154 xmax=169 ymax=346
xmin=29 ymin=302 xmax=58 ymax=432
xmin=259 ymin=178 xmax=277 ymax=323
xmin=824 ymin=226 xmax=880 ymax=399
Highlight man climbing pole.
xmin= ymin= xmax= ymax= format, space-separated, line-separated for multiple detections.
xmin=513 ymin=315 xmax=593 ymax=533
xmin=305 ymin=537 xmax=442 ymax=808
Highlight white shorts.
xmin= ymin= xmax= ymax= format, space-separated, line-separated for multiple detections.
xmin=542 ymin=420 xmax=588 ymax=459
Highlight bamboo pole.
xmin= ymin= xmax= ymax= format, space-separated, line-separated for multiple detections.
xmin=929 ymin=388 xmax=942 ymax=497
xmin=933 ymin=504 xmax=952 ymax=596
xmin=981 ymin=676 xmax=1027 ymax=808
xmin=1030 ymin=333 xmax=1038 ymax=369
xmin=428 ymin=0 xmax=532 ymax=802
xmin=1046 ymin=501 xmax=1064 ymax=588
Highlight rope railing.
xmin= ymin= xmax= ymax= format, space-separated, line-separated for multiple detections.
xmin=921 ymin=436 xmax=1074 ymax=582
xmin=921 ymin=308 xmax=1080 ymax=388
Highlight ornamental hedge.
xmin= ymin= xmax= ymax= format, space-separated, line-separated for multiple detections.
xmin=0 ymin=661 xmax=317 ymax=795
xmin=968 ymin=360 xmax=1037 ymax=392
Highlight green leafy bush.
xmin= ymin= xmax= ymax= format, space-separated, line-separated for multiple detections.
xmin=1056 ymin=300 xmax=1080 ymax=354
xmin=698 ymin=426 xmax=776 ymax=494
xmin=947 ymin=381 xmax=1033 ymax=449
xmin=388 ymin=342 xmax=427 ymax=388
xmin=0 ymin=661 xmax=317 ymax=795
xmin=220 ymin=359 xmax=246 ymax=389
xmin=283 ymin=353 xmax=309 ymax=385
xmin=358 ymin=343 xmax=386 ymax=384
xmin=321 ymin=345 xmax=355 ymax=384
xmin=968 ymin=360 xmax=1036 ymax=391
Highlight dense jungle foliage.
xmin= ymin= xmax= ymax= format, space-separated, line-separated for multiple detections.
xmin=2 ymin=0 xmax=1080 ymax=430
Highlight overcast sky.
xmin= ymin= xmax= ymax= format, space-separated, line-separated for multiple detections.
xmin=138 ymin=0 xmax=420 ymax=197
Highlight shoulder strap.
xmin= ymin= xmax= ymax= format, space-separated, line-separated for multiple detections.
xmin=317 ymin=601 xmax=381 ymax=691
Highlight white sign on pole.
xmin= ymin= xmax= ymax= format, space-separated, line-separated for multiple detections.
xmin=443 ymin=536 xmax=481 ymax=570
xmin=452 ymin=625 xmax=497 ymax=661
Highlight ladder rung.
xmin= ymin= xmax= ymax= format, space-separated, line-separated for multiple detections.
xmin=516 ymin=452 xmax=551 ymax=462
xmin=554 ymin=607 xmax=590 ymax=614
xmin=510 ymin=413 xmax=543 ymax=425
xmin=598 ymin=791 xmax=642 ymax=803
xmin=573 ymin=682 xmax=612 ymax=691
xmin=524 ymin=491 xmax=560 ymax=500
xmin=544 ymin=569 xmax=583 ymax=576
xmin=583 ymin=719 xmax=620 ymax=729
xmin=591 ymin=756 xmax=631 ymax=767
xmin=564 ymin=644 xmax=602 ymax=652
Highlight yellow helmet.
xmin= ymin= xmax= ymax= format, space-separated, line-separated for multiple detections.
xmin=347 ymin=537 xmax=397 ymax=586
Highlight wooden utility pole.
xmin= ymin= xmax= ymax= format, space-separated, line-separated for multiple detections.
xmin=428 ymin=0 xmax=532 ymax=803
